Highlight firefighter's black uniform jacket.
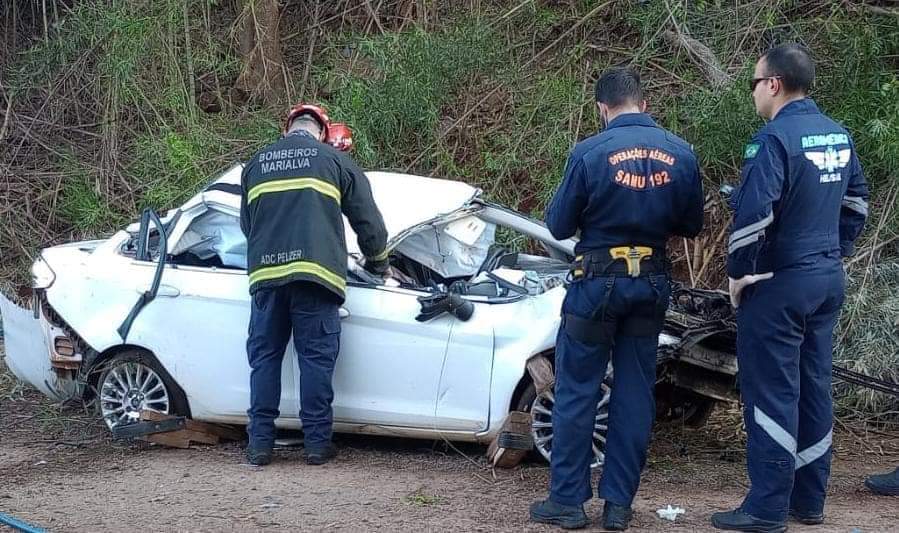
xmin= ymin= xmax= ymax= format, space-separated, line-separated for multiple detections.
xmin=240 ymin=130 xmax=388 ymax=302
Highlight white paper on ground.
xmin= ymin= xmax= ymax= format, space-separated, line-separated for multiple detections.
xmin=656 ymin=505 xmax=686 ymax=522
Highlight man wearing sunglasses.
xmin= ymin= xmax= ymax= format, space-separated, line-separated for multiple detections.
xmin=712 ymin=44 xmax=869 ymax=532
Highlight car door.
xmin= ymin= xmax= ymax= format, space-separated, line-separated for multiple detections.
xmin=137 ymin=264 xmax=296 ymax=422
xmin=126 ymin=206 xmax=299 ymax=424
xmin=331 ymin=283 xmax=453 ymax=428
xmin=430 ymin=300 xmax=494 ymax=432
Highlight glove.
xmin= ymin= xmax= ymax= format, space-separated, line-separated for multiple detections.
xmin=364 ymin=256 xmax=390 ymax=277
xmin=728 ymin=272 xmax=773 ymax=308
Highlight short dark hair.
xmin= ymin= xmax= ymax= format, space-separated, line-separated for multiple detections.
xmin=292 ymin=114 xmax=323 ymax=131
xmin=595 ymin=67 xmax=643 ymax=107
xmin=762 ymin=43 xmax=815 ymax=94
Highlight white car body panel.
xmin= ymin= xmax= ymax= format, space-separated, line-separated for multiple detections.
xmin=432 ymin=301 xmax=494 ymax=432
xmin=124 ymin=265 xmax=266 ymax=421
xmin=333 ymin=284 xmax=454 ymax=428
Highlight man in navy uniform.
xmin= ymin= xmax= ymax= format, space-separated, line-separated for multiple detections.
xmin=530 ymin=67 xmax=704 ymax=530
xmin=712 ymin=44 xmax=868 ymax=532
xmin=240 ymin=103 xmax=389 ymax=467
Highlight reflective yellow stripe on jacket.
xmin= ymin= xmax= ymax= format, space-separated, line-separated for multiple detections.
xmin=247 ymin=177 xmax=341 ymax=205
xmin=248 ymin=260 xmax=346 ymax=293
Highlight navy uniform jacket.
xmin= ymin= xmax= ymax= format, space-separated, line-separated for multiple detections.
xmin=727 ymin=99 xmax=869 ymax=278
xmin=546 ymin=113 xmax=704 ymax=254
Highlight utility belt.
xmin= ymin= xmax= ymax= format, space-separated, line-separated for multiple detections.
xmin=569 ymin=246 xmax=669 ymax=281
xmin=563 ymin=246 xmax=669 ymax=345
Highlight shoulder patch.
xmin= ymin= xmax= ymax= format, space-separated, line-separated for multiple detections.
xmin=743 ymin=143 xmax=760 ymax=159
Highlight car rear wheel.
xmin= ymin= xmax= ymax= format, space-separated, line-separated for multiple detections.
xmin=96 ymin=350 xmax=189 ymax=431
xmin=516 ymin=374 xmax=612 ymax=469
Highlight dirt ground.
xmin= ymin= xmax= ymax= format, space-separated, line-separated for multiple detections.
xmin=2 ymin=358 xmax=897 ymax=533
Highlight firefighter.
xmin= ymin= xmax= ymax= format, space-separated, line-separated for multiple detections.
xmin=240 ymin=104 xmax=389 ymax=466
xmin=529 ymin=67 xmax=704 ymax=530
xmin=711 ymin=44 xmax=869 ymax=531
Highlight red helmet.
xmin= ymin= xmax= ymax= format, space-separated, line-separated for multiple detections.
xmin=283 ymin=103 xmax=330 ymax=138
xmin=326 ymin=122 xmax=354 ymax=152
xmin=283 ymin=102 xmax=354 ymax=152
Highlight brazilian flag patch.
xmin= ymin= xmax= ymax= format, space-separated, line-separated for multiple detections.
xmin=743 ymin=143 xmax=760 ymax=159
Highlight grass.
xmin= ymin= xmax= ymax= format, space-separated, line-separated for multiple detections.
xmin=57 ymin=156 xmax=129 ymax=231
xmin=402 ymin=488 xmax=441 ymax=507
xmin=835 ymin=264 xmax=899 ymax=419
xmin=316 ymin=20 xmax=507 ymax=170
xmin=0 ymin=357 xmax=26 ymax=403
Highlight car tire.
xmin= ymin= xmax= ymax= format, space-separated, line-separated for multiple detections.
xmin=678 ymin=396 xmax=716 ymax=428
xmin=95 ymin=349 xmax=190 ymax=431
xmin=515 ymin=376 xmax=612 ymax=469
xmin=655 ymin=385 xmax=717 ymax=429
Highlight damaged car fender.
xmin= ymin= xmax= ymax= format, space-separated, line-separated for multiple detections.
xmin=40 ymin=235 xmax=159 ymax=354
xmin=478 ymin=286 xmax=566 ymax=441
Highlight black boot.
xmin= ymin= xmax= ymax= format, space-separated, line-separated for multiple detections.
xmin=601 ymin=502 xmax=632 ymax=531
xmin=865 ymin=467 xmax=899 ymax=496
xmin=529 ymin=499 xmax=589 ymax=529
xmin=246 ymin=446 xmax=273 ymax=466
xmin=304 ymin=443 xmax=337 ymax=465
xmin=710 ymin=509 xmax=786 ymax=532
xmin=788 ymin=509 xmax=824 ymax=525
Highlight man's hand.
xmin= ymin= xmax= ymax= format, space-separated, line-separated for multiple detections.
xmin=728 ymin=272 xmax=774 ymax=308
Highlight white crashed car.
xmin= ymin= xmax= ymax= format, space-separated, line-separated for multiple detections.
xmin=2 ymin=165 xmax=739 ymax=467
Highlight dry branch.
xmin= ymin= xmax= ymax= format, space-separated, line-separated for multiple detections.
xmin=0 ymin=90 xmax=12 ymax=142
xmin=852 ymin=3 xmax=899 ymax=18
xmin=661 ymin=30 xmax=730 ymax=89
xmin=233 ymin=0 xmax=286 ymax=105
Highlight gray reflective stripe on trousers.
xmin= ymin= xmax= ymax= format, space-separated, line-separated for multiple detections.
xmin=728 ymin=213 xmax=773 ymax=254
xmin=795 ymin=428 xmax=833 ymax=470
xmin=754 ymin=406 xmax=797 ymax=455
xmin=754 ymin=406 xmax=833 ymax=470
xmin=728 ymin=232 xmax=762 ymax=254
xmin=841 ymin=196 xmax=869 ymax=216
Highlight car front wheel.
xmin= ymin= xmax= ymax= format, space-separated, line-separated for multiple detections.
xmin=95 ymin=350 xmax=189 ymax=431
xmin=516 ymin=375 xmax=612 ymax=469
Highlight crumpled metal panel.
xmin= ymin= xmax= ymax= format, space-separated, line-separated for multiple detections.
xmin=0 ymin=292 xmax=77 ymax=401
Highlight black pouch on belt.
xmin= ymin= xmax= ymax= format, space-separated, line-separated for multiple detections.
xmin=563 ymin=277 xmax=617 ymax=346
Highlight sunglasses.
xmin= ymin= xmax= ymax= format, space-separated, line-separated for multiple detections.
xmin=749 ymin=76 xmax=782 ymax=92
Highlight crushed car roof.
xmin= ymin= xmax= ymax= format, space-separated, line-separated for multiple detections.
xmin=193 ymin=164 xmax=482 ymax=251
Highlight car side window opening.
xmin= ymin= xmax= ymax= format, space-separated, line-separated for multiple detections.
xmin=121 ymin=220 xmax=166 ymax=263
xmin=168 ymin=209 xmax=247 ymax=270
